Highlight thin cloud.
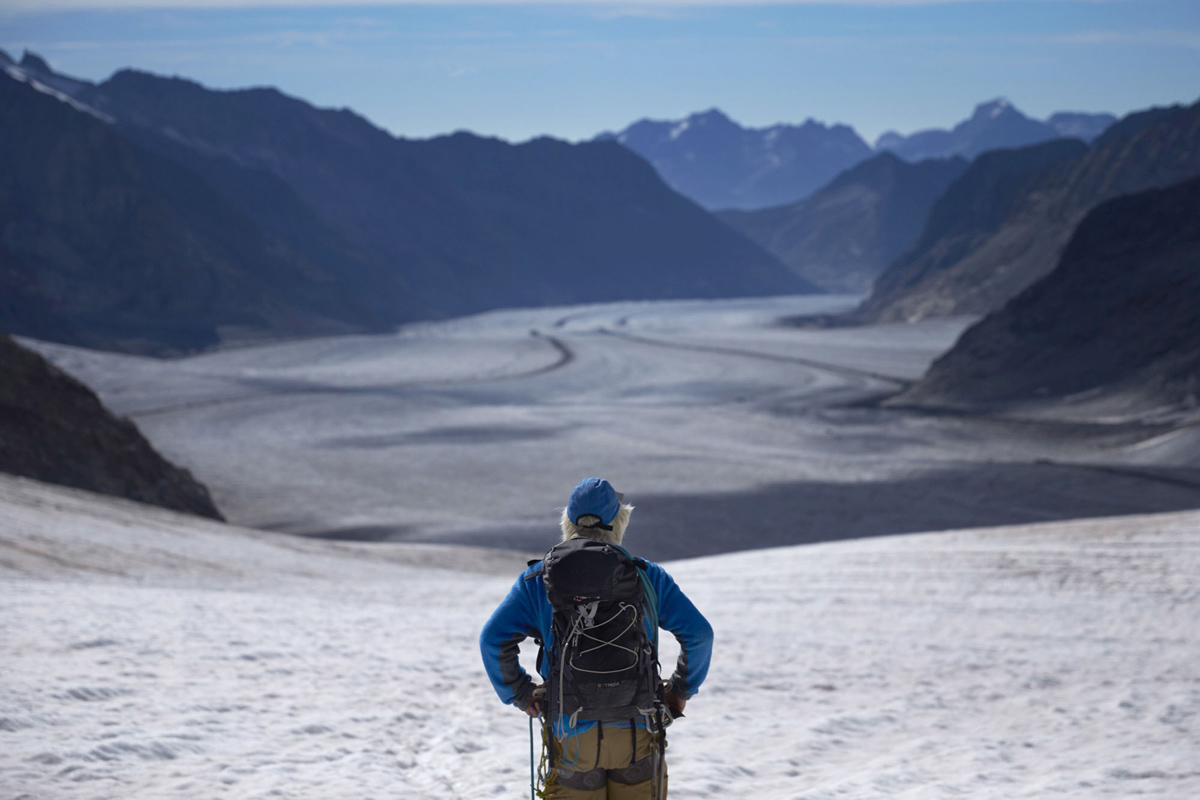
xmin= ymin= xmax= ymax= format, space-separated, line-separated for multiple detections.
xmin=0 ymin=0 xmax=1123 ymax=11
xmin=1038 ymin=29 xmax=1200 ymax=49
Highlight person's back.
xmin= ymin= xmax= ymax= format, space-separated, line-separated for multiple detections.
xmin=480 ymin=478 xmax=714 ymax=799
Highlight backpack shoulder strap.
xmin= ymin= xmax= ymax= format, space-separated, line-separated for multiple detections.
xmin=612 ymin=544 xmax=660 ymax=654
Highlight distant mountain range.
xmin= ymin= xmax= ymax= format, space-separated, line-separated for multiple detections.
xmin=875 ymin=99 xmax=1115 ymax=163
xmin=602 ymin=100 xmax=1115 ymax=212
xmin=0 ymin=51 xmax=812 ymax=354
xmin=716 ymin=153 xmax=968 ymax=293
xmin=857 ymin=99 xmax=1200 ymax=323
xmin=0 ymin=333 xmax=221 ymax=517
xmin=894 ymin=175 xmax=1200 ymax=417
xmin=597 ymin=109 xmax=874 ymax=211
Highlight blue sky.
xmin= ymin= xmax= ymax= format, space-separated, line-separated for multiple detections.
xmin=2 ymin=1 xmax=1197 ymax=145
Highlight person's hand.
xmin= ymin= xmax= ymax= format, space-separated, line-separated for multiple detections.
xmin=525 ymin=685 xmax=545 ymax=718
xmin=664 ymin=687 xmax=686 ymax=717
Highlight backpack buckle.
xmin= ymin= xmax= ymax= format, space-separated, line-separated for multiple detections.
xmin=577 ymin=601 xmax=599 ymax=628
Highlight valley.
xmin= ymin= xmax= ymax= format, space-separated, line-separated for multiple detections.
xmin=25 ymin=295 xmax=1200 ymax=562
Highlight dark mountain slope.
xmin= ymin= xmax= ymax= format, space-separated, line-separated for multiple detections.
xmin=116 ymin=123 xmax=398 ymax=324
xmin=0 ymin=69 xmax=387 ymax=354
xmin=0 ymin=334 xmax=221 ymax=518
xmin=894 ymin=176 xmax=1200 ymax=414
xmin=856 ymin=139 xmax=1088 ymax=321
xmin=857 ymin=99 xmax=1200 ymax=323
xmin=1091 ymin=104 xmax=1184 ymax=150
xmin=717 ymin=153 xmax=968 ymax=293
xmin=598 ymin=108 xmax=874 ymax=210
xmin=80 ymin=72 xmax=813 ymax=316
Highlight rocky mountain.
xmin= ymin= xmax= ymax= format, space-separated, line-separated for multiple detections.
xmin=875 ymin=99 xmax=1112 ymax=162
xmin=2 ymin=49 xmax=92 ymax=101
xmin=855 ymin=138 xmax=1089 ymax=321
xmin=716 ymin=153 xmax=968 ymax=293
xmin=857 ymin=99 xmax=1200 ymax=323
xmin=0 ymin=65 xmax=388 ymax=354
xmin=0 ymin=333 xmax=221 ymax=518
xmin=597 ymin=108 xmax=874 ymax=210
xmin=1091 ymin=104 xmax=1185 ymax=149
xmin=893 ymin=175 xmax=1200 ymax=416
xmin=1 ymin=54 xmax=812 ymax=354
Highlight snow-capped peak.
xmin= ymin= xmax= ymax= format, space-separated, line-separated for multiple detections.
xmin=977 ymin=97 xmax=1013 ymax=119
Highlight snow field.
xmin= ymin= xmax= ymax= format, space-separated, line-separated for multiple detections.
xmin=3 ymin=474 xmax=1198 ymax=798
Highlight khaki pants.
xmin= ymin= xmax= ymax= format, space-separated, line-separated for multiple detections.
xmin=547 ymin=723 xmax=667 ymax=800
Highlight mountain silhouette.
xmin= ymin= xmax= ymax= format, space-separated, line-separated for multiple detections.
xmin=857 ymin=99 xmax=1200 ymax=323
xmin=0 ymin=54 xmax=812 ymax=353
xmin=716 ymin=153 xmax=968 ymax=293
xmin=598 ymin=108 xmax=874 ymax=210
xmin=875 ymin=99 xmax=1112 ymax=162
xmin=0 ymin=66 xmax=388 ymax=354
xmin=894 ymin=175 xmax=1200 ymax=415
xmin=856 ymin=138 xmax=1089 ymax=322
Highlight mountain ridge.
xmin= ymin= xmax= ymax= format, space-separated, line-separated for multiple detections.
xmin=892 ymin=175 xmax=1200 ymax=418
xmin=875 ymin=98 xmax=1114 ymax=162
xmin=856 ymin=98 xmax=1200 ymax=323
xmin=0 ymin=55 xmax=814 ymax=354
xmin=716 ymin=152 xmax=969 ymax=293
xmin=599 ymin=99 xmax=1114 ymax=213
xmin=79 ymin=68 xmax=815 ymax=316
xmin=0 ymin=67 xmax=389 ymax=354
xmin=597 ymin=107 xmax=874 ymax=210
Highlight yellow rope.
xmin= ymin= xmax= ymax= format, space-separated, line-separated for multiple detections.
xmin=533 ymin=719 xmax=556 ymax=799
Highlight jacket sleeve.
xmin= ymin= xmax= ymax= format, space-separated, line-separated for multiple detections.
xmin=648 ymin=564 xmax=714 ymax=700
xmin=479 ymin=569 xmax=541 ymax=711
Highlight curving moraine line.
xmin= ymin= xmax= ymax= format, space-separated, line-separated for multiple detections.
xmin=595 ymin=327 xmax=912 ymax=388
xmin=128 ymin=331 xmax=576 ymax=419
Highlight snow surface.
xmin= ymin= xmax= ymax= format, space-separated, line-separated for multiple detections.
xmin=22 ymin=295 xmax=1200 ymax=561
xmin=3 ymin=473 xmax=1198 ymax=798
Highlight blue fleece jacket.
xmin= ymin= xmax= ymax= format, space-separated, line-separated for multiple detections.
xmin=480 ymin=557 xmax=713 ymax=737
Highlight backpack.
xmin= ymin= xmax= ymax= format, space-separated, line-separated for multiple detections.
xmin=540 ymin=537 xmax=662 ymax=725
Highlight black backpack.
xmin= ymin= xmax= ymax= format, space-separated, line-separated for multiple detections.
xmin=540 ymin=537 xmax=662 ymax=725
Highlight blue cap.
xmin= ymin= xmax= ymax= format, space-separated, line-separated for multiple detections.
xmin=567 ymin=477 xmax=623 ymax=527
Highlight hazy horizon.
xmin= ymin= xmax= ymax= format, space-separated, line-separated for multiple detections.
xmin=2 ymin=0 xmax=1197 ymax=145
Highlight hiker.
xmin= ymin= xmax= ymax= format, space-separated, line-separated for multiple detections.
xmin=480 ymin=477 xmax=713 ymax=799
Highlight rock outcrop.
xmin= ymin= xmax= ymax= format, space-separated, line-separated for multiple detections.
xmin=0 ymin=334 xmax=221 ymax=518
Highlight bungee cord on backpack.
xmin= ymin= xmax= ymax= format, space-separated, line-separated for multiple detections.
xmin=571 ymin=602 xmax=639 ymax=672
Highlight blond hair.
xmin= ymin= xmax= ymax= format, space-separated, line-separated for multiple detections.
xmin=560 ymin=503 xmax=634 ymax=546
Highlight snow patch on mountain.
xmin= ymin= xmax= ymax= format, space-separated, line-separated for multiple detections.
xmin=3 ymin=64 xmax=113 ymax=123
xmin=983 ymin=97 xmax=1012 ymax=118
